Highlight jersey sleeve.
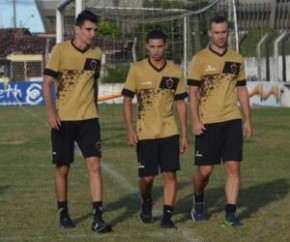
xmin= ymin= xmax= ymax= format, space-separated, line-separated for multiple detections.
xmin=43 ymin=44 xmax=61 ymax=78
xmin=175 ymin=72 xmax=188 ymax=100
xmin=121 ymin=65 xmax=137 ymax=98
xmin=236 ymin=59 xmax=246 ymax=86
xmin=187 ymin=55 xmax=203 ymax=87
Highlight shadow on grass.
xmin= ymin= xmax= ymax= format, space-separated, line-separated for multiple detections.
xmin=104 ymin=182 xmax=192 ymax=227
xmin=0 ymin=185 xmax=11 ymax=195
xmin=238 ymin=178 xmax=290 ymax=219
xmin=175 ymin=178 xmax=290 ymax=222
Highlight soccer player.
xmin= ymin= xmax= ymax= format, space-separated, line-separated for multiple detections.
xmin=122 ymin=29 xmax=188 ymax=229
xmin=42 ymin=10 xmax=111 ymax=233
xmin=187 ymin=16 xmax=252 ymax=226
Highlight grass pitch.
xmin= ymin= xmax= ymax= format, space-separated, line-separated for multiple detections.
xmin=0 ymin=105 xmax=289 ymax=242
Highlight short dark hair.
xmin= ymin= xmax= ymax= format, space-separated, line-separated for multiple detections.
xmin=75 ymin=10 xmax=98 ymax=26
xmin=146 ymin=29 xmax=166 ymax=43
xmin=210 ymin=15 xmax=228 ymax=26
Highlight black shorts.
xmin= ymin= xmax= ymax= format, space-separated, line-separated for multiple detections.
xmin=51 ymin=118 xmax=102 ymax=165
xmin=136 ymin=135 xmax=180 ymax=177
xmin=194 ymin=119 xmax=243 ymax=166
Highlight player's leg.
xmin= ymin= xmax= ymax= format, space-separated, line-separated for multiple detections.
xmin=160 ymin=171 xmax=177 ymax=229
xmin=222 ymin=119 xmax=243 ymax=226
xmin=77 ymin=118 xmax=111 ymax=233
xmin=51 ymin=123 xmax=75 ymax=228
xmin=192 ymin=122 xmax=221 ymax=221
xmin=137 ymin=139 xmax=159 ymax=224
xmin=159 ymin=135 xmax=180 ymax=229
xmin=192 ymin=165 xmax=213 ymax=221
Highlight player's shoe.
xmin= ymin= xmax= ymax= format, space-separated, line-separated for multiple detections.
xmin=160 ymin=218 xmax=177 ymax=229
xmin=140 ymin=197 xmax=153 ymax=224
xmin=92 ymin=218 xmax=112 ymax=233
xmin=223 ymin=213 xmax=242 ymax=227
xmin=191 ymin=202 xmax=206 ymax=221
xmin=59 ymin=214 xmax=76 ymax=229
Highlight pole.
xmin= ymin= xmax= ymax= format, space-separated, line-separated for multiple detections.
xmin=183 ymin=15 xmax=187 ymax=78
xmin=13 ymin=0 xmax=17 ymax=28
xmin=232 ymin=0 xmax=239 ymax=52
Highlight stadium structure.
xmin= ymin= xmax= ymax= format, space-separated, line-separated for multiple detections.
xmin=1 ymin=0 xmax=290 ymax=106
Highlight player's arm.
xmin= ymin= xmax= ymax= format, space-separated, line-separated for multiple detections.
xmin=188 ymin=85 xmax=205 ymax=136
xmin=42 ymin=75 xmax=61 ymax=130
xmin=122 ymin=96 xmax=138 ymax=146
xmin=237 ymin=85 xmax=252 ymax=138
xmin=94 ymin=75 xmax=99 ymax=109
xmin=175 ymin=99 xmax=189 ymax=154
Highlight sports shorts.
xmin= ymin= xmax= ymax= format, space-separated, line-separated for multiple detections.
xmin=136 ymin=135 xmax=180 ymax=177
xmin=51 ymin=118 xmax=101 ymax=165
xmin=194 ymin=119 xmax=243 ymax=166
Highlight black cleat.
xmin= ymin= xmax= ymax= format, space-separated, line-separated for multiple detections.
xmin=140 ymin=198 xmax=153 ymax=224
xmin=92 ymin=218 xmax=112 ymax=233
xmin=160 ymin=219 xmax=177 ymax=229
xmin=59 ymin=215 xmax=76 ymax=229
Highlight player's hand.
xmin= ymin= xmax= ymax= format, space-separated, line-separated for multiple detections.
xmin=127 ymin=130 xmax=138 ymax=146
xmin=46 ymin=108 xmax=61 ymax=130
xmin=243 ymin=119 xmax=252 ymax=138
xmin=192 ymin=120 xmax=206 ymax=136
xmin=180 ymin=136 xmax=189 ymax=154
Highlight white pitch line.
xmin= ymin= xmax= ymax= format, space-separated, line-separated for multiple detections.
xmin=13 ymin=104 xmax=201 ymax=242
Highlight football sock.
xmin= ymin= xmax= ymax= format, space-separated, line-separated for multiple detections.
xmin=162 ymin=205 xmax=173 ymax=221
xmin=92 ymin=201 xmax=103 ymax=220
xmin=142 ymin=193 xmax=152 ymax=202
xmin=225 ymin=204 xmax=236 ymax=215
xmin=57 ymin=201 xmax=68 ymax=218
xmin=194 ymin=192 xmax=204 ymax=203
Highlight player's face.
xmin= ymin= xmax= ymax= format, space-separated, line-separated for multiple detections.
xmin=146 ymin=39 xmax=166 ymax=62
xmin=208 ymin=21 xmax=229 ymax=49
xmin=75 ymin=20 xmax=97 ymax=46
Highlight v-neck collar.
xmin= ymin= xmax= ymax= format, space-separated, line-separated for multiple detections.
xmin=148 ymin=58 xmax=167 ymax=72
xmin=71 ymin=39 xmax=90 ymax=53
xmin=209 ymin=45 xmax=228 ymax=57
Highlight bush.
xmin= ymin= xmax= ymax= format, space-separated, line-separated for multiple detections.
xmin=102 ymin=64 xmax=130 ymax=83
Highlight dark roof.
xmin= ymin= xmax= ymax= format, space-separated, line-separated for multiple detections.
xmin=0 ymin=28 xmax=53 ymax=57
xmin=0 ymin=28 xmax=133 ymax=58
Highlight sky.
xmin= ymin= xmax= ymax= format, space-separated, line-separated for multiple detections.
xmin=0 ymin=0 xmax=45 ymax=33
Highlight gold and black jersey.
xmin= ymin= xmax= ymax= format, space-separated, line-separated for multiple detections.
xmin=44 ymin=40 xmax=102 ymax=121
xmin=187 ymin=47 xmax=246 ymax=124
xmin=122 ymin=58 xmax=187 ymax=141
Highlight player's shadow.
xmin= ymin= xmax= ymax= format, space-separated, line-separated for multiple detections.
xmin=0 ymin=185 xmax=11 ymax=195
xmin=175 ymin=178 xmax=290 ymax=222
xmin=103 ymin=184 xmax=164 ymax=227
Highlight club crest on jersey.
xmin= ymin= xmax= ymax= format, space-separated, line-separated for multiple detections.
xmin=159 ymin=76 xmax=178 ymax=90
xmin=90 ymin=60 xmax=99 ymax=70
xmin=223 ymin=61 xmax=241 ymax=75
xmin=231 ymin=63 xmax=238 ymax=74
xmin=166 ymin=78 xmax=174 ymax=89
xmin=84 ymin=58 xmax=100 ymax=71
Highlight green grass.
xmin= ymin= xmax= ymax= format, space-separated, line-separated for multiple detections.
xmin=0 ymin=105 xmax=290 ymax=242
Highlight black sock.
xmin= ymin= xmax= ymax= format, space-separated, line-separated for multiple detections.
xmin=162 ymin=205 xmax=173 ymax=221
xmin=225 ymin=204 xmax=236 ymax=215
xmin=142 ymin=193 xmax=152 ymax=203
xmin=92 ymin=201 xmax=103 ymax=220
xmin=194 ymin=193 xmax=204 ymax=203
xmin=57 ymin=201 xmax=68 ymax=218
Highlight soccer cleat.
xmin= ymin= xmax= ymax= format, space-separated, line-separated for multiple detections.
xmin=191 ymin=202 xmax=206 ymax=221
xmin=223 ymin=213 xmax=242 ymax=227
xmin=160 ymin=219 xmax=177 ymax=229
xmin=92 ymin=218 xmax=112 ymax=233
xmin=140 ymin=197 xmax=153 ymax=224
xmin=59 ymin=215 xmax=76 ymax=229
